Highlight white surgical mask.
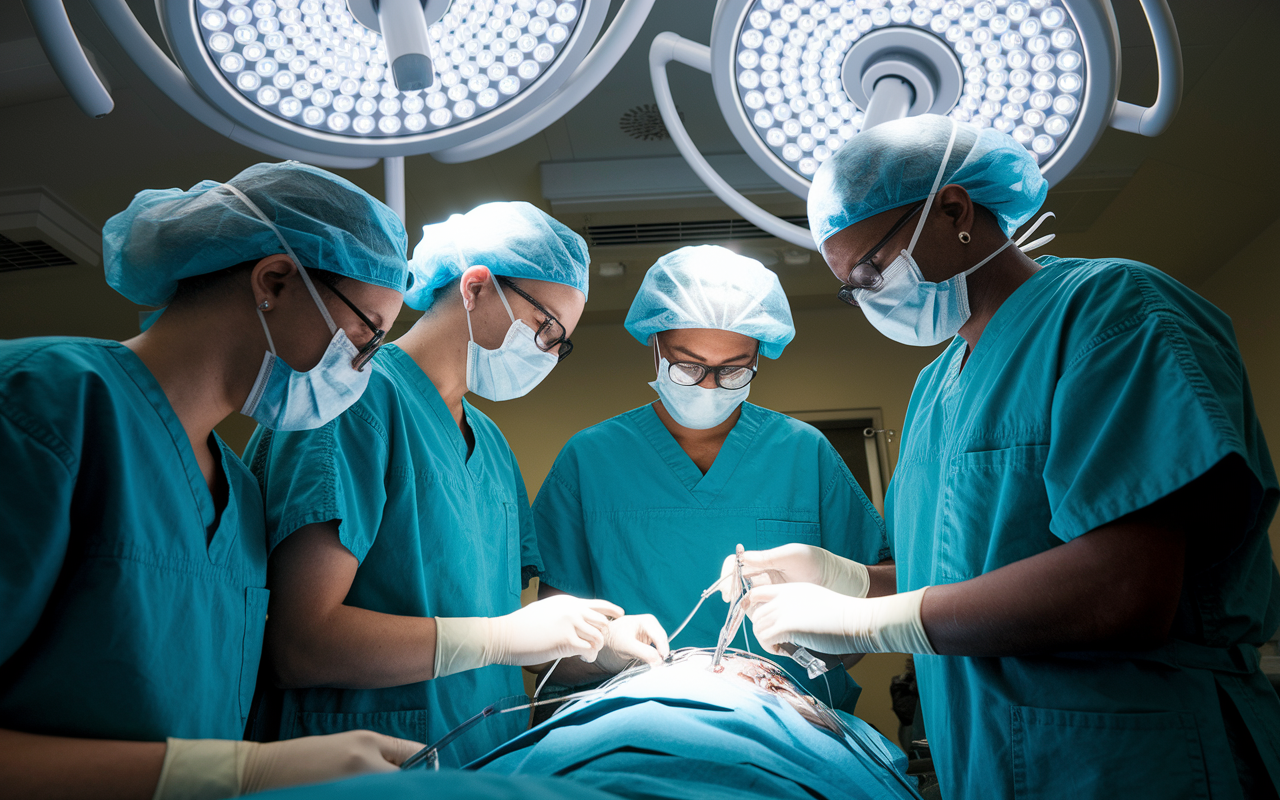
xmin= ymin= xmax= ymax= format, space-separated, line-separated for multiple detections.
xmin=464 ymin=273 xmax=559 ymax=401
xmin=648 ymin=344 xmax=750 ymax=430
xmin=227 ymin=184 xmax=372 ymax=431
xmin=851 ymin=121 xmax=1055 ymax=347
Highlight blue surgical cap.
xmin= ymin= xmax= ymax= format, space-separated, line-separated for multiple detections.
xmin=624 ymin=245 xmax=795 ymax=359
xmin=807 ymin=114 xmax=1047 ymax=245
xmin=103 ymin=161 xmax=409 ymax=307
xmin=405 ymin=201 xmax=589 ymax=311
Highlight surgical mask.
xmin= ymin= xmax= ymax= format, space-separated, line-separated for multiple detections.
xmin=649 ymin=345 xmax=750 ymax=430
xmin=465 ymin=273 xmax=559 ymax=401
xmin=226 ymin=184 xmax=372 ymax=431
xmin=851 ymin=121 xmax=1055 ymax=347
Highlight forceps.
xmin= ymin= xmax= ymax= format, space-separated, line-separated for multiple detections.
xmin=712 ymin=547 xmax=752 ymax=669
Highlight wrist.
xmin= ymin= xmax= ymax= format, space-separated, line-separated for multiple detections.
xmin=867 ymin=588 xmax=935 ymax=655
xmin=819 ymin=551 xmax=870 ymax=598
xmin=433 ymin=616 xmax=498 ymax=677
xmin=152 ymin=738 xmax=241 ymax=800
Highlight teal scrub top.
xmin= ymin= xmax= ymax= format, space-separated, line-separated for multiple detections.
xmin=0 ymin=338 xmax=269 ymax=741
xmin=889 ymin=258 xmax=1280 ymax=799
xmin=246 ymin=344 xmax=542 ymax=766
xmin=533 ymin=402 xmax=890 ymax=712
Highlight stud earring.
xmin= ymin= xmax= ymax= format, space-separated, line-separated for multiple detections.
xmin=958 ymin=231 xmax=971 ymax=244
xmin=257 ymin=300 xmax=270 ymax=310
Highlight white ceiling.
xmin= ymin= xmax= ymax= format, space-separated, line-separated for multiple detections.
xmin=1 ymin=0 xmax=1277 ymax=325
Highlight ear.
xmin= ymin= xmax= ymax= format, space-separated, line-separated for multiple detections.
xmin=935 ymin=184 xmax=976 ymax=236
xmin=249 ymin=255 xmax=298 ymax=308
xmin=459 ymin=265 xmax=493 ymax=312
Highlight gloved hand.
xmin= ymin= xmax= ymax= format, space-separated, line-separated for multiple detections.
xmin=152 ymin=730 xmax=421 ymax=800
xmin=742 ymin=583 xmax=936 ymax=656
xmin=434 ymin=595 xmax=623 ymax=678
xmin=719 ymin=543 xmax=870 ymax=601
xmin=592 ymin=614 xmax=672 ymax=673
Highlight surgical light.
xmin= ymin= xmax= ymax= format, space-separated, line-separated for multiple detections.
xmin=651 ymin=0 xmax=1183 ymax=249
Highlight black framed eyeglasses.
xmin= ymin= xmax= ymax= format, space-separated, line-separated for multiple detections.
xmin=667 ymin=359 xmax=757 ymax=390
xmin=497 ymin=276 xmax=574 ymax=362
xmin=319 ymin=279 xmax=385 ymax=371
xmin=835 ymin=200 xmax=927 ymax=307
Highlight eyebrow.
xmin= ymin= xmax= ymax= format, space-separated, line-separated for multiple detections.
xmin=669 ymin=343 xmax=756 ymax=363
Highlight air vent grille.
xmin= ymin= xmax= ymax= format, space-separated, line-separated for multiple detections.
xmin=586 ymin=216 xmax=809 ymax=247
xmin=0 ymin=233 xmax=75 ymax=272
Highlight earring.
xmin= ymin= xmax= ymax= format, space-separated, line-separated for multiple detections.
xmin=958 ymin=231 xmax=971 ymax=244
xmin=257 ymin=300 xmax=270 ymax=310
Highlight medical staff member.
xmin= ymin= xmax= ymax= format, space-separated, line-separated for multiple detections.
xmin=741 ymin=114 xmax=1280 ymax=799
xmin=533 ymin=245 xmax=891 ymax=711
xmin=0 ymin=162 xmax=422 ymax=798
xmin=247 ymin=202 xmax=648 ymax=766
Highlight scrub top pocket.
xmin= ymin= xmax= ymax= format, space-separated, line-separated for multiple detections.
xmin=938 ymin=445 xmax=1053 ymax=584
xmin=755 ymin=519 xmax=822 ymax=550
xmin=1011 ymin=706 xmax=1209 ymax=800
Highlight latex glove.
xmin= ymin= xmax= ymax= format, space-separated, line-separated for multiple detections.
xmin=152 ymin=730 xmax=421 ymax=800
xmin=434 ymin=595 xmax=623 ymax=678
xmin=742 ymin=583 xmax=936 ymax=656
xmin=592 ymin=614 xmax=672 ymax=673
xmin=719 ymin=543 xmax=870 ymax=602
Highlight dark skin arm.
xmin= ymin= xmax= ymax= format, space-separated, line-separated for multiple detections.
xmin=921 ymin=457 xmax=1247 ymax=657
xmin=0 ymin=731 xmax=164 ymax=800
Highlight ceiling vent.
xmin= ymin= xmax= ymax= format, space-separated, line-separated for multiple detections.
xmin=619 ymin=103 xmax=681 ymax=141
xmin=585 ymin=216 xmax=809 ymax=247
xmin=0 ymin=189 xmax=101 ymax=271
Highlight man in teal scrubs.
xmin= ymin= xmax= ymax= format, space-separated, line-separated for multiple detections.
xmin=0 ymin=162 xmax=421 ymax=797
xmin=534 ymin=245 xmax=892 ymax=711
xmin=741 ymin=114 xmax=1280 ymax=798
xmin=248 ymin=203 xmax=658 ymax=767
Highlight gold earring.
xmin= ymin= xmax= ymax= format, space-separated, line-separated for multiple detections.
xmin=958 ymin=231 xmax=971 ymax=244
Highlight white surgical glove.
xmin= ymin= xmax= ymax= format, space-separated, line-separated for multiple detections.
xmin=433 ymin=594 xmax=623 ymax=678
xmin=720 ymin=543 xmax=871 ymax=601
xmin=593 ymin=614 xmax=672 ymax=673
xmin=152 ymin=730 xmax=421 ymax=800
xmin=743 ymin=583 xmax=936 ymax=656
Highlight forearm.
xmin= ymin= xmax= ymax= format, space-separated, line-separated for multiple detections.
xmin=920 ymin=523 xmax=1185 ymax=657
xmin=269 ymin=606 xmax=438 ymax=689
xmin=0 ymin=729 xmax=165 ymax=800
xmin=865 ymin=560 xmax=896 ymax=598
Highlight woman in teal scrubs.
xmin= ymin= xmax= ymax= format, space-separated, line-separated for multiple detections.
xmin=0 ymin=162 xmax=421 ymax=798
xmin=533 ymin=245 xmax=892 ymax=711
xmin=742 ymin=115 xmax=1280 ymax=799
xmin=247 ymin=202 xmax=647 ymax=767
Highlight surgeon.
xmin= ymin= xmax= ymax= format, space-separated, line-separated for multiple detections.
xmin=533 ymin=245 xmax=892 ymax=711
xmin=0 ymin=162 xmax=423 ymax=798
xmin=739 ymin=114 xmax=1280 ymax=799
xmin=247 ymin=202 xmax=651 ymax=767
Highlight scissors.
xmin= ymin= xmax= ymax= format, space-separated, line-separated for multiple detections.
xmin=712 ymin=546 xmax=752 ymax=669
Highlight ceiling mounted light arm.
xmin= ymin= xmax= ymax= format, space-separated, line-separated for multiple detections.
xmin=1108 ymin=0 xmax=1181 ymax=136
xmin=82 ymin=0 xmax=377 ymax=169
xmin=650 ymin=32 xmax=815 ymax=251
xmin=432 ymin=0 xmax=656 ymax=164
xmin=22 ymin=0 xmax=114 ymax=119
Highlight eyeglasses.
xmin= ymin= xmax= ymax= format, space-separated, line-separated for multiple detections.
xmin=666 ymin=356 xmax=758 ymax=390
xmin=497 ymin=276 xmax=574 ymax=362
xmin=835 ymin=200 xmax=926 ymax=307
xmin=318 ymin=278 xmax=385 ymax=371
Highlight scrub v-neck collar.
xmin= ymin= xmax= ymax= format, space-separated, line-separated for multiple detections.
xmin=382 ymin=344 xmax=484 ymax=476
xmin=633 ymin=402 xmax=764 ymax=507
xmin=947 ymin=258 xmax=1056 ymax=386
xmin=106 ymin=342 xmax=238 ymax=564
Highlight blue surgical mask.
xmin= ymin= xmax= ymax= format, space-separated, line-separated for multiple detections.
xmin=649 ymin=347 xmax=750 ymax=430
xmin=852 ymin=120 xmax=1054 ymax=347
xmin=465 ymin=273 xmax=559 ymax=402
xmin=226 ymin=184 xmax=372 ymax=431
